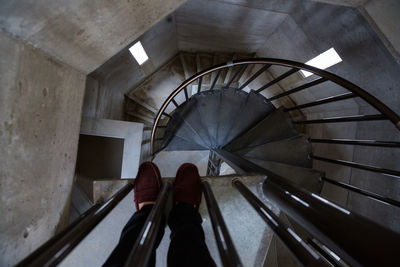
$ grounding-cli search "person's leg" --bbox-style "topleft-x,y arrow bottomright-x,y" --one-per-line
103,162 -> 165,267
103,205 -> 165,267
167,163 -> 216,267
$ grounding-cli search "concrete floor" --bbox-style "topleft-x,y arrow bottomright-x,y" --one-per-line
153,150 -> 210,177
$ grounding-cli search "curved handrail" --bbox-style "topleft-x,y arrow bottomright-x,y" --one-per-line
150,58 -> 400,155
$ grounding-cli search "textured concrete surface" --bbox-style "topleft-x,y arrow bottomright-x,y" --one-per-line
76,177 -> 128,204
0,31 -> 86,266
0,0 -> 186,73
127,55 -> 186,114
80,117 -> 143,178
310,0 -> 367,6
256,1 -> 400,114
153,150 -> 210,177
361,0 -> 400,64
60,176 -> 272,267
59,191 -> 136,267
175,0 -> 287,53
69,182 -> 93,223
87,17 -> 180,120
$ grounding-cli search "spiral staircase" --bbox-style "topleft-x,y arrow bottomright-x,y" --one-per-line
19,52 -> 400,267
126,53 -> 400,266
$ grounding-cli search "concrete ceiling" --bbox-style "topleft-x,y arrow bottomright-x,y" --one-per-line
0,0 -> 186,73
175,0 -> 288,53
89,0 -> 400,120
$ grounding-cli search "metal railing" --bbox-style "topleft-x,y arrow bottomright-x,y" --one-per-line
149,58 -> 400,196
17,183 -> 134,267
207,150 -> 222,176
150,58 -> 400,156
148,58 -> 400,265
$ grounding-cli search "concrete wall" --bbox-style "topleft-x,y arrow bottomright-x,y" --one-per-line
85,16 -> 179,120
0,31 -> 86,266
253,1 -> 400,231
81,0 -> 400,232
312,0 -> 400,64
360,0 -> 400,64
0,0 -> 186,73
311,0 -> 367,6
175,0 -> 287,53
80,117 -> 143,178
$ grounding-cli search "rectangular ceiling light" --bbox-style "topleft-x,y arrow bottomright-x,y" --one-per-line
300,48 -> 342,78
129,41 -> 149,65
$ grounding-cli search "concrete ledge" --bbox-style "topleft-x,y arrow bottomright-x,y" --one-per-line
80,117 -> 143,178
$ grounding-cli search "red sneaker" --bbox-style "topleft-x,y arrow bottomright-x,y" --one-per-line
134,162 -> 162,210
174,163 -> 203,209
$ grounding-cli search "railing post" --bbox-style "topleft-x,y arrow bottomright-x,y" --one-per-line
202,181 -> 243,267
124,182 -> 172,267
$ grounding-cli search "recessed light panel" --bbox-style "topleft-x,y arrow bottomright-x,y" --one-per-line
301,48 -> 342,78
129,41 -> 149,65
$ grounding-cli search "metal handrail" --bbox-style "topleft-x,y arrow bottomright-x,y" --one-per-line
124,182 -> 172,267
203,181 -> 243,267
232,179 -> 330,267
215,149 -> 400,267
150,58 -> 400,155
146,58 -> 400,265
17,183 -> 134,267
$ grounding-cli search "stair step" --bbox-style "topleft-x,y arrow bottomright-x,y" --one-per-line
216,89 -> 249,147
164,101 -> 210,149
164,135 -> 207,151
174,98 -> 213,147
246,159 -> 323,193
125,110 -> 153,124
126,94 -> 157,114
194,90 -> 222,148
222,90 -> 275,146
236,135 -> 312,168
225,108 -> 298,152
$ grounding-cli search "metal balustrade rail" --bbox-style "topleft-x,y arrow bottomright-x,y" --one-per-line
232,179 -> 330,267
203,181 -> 243,267
124,182 -> 172,267
150,58 -> 400,158
148,58 -> 400,265
17,183 -> 134,267
150,58 -> 400,198
216,149 -> 400,267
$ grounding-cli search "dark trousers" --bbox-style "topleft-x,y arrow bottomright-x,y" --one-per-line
103,203 -> 216,267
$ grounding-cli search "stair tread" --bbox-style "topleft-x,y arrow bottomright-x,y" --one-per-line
222,90 -> 275,147
216,88 -> 249,147
236,135 -> 312,168
164,135 -> 207,151
176,98 -> 213,147
163,100 -> 210,150
194,90 -> 222,148
225,108 -> 298,152
246,158 -> 323,193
